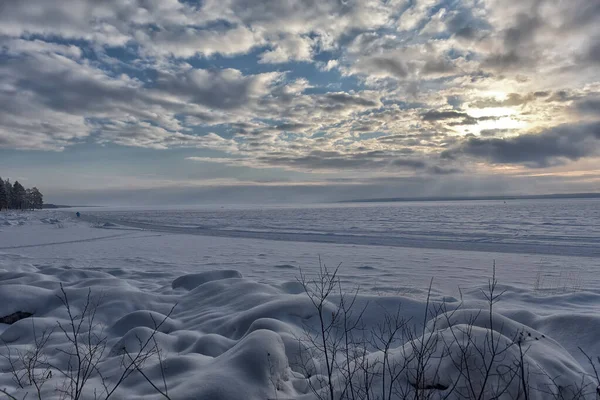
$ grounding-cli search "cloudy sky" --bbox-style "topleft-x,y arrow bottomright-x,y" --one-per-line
1,0 -> 599,204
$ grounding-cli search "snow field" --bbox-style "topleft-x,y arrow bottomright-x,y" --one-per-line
1,210 -> 600,399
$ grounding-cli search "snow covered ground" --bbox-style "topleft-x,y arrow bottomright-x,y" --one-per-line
1,204 -> 600,399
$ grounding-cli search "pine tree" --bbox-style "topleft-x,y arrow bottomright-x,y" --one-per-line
4,179 -> 13,209
0,177 -> 7,210
12,181 -> 26,210
24,188 -> 33,210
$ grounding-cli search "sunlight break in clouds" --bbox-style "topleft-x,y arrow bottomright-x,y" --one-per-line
0,0 -> 599,203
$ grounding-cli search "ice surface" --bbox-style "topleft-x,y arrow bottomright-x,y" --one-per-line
82,199 -> 600,257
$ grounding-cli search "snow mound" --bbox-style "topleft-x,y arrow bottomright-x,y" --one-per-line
110,310 -> 180,335
1,261 -> 599,399
171,269 -> 243,290
405,309 -> 596,399
0,284 -> 56,316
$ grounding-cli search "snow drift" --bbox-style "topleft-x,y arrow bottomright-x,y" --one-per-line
1,260 -> 599,399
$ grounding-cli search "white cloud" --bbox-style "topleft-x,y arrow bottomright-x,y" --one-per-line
0,38 -> 83,59
321,60 -> 339,71
136,25 -> 264,58
258,35 -> 314,64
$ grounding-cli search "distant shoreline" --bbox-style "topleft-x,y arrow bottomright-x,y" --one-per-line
42,204 -> 100,209
339,192 -> 600,203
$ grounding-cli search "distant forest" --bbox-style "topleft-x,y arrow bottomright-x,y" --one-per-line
0,177 -> 43,210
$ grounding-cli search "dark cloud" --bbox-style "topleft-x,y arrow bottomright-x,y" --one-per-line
447,116 -> 495,126
575,97 -> 600,115
392,158 -> 427,169
482,51 -> 526,70
546,90 -> 573,102
378,131 -> 447,141
447,95 -> 464,110
0,53 -> 139,115
273,123 -> 311,132
563,0 -> 600,29
444,7 -> 491,39
255,149 -> 438,172
428,165 -> 461,175
584,39 -> 600,64
422,59 -> 456,75
479,129 -> 511,137
153,68 -> 278,110
351,123 -> 375,132
421,110 -> 497,126
323,92 -> 379,108
361,56 -> 409,78
503,13 -> 541,49
482,9 -> 543,72
442,122 -> 600,167
422,110 -> 469,121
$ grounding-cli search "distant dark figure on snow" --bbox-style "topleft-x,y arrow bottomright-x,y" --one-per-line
76,212 -> 80,218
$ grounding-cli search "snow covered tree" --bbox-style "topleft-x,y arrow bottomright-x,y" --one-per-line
0,177 -> 7,210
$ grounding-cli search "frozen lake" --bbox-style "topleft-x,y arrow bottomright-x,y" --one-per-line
82,198 -> 600,257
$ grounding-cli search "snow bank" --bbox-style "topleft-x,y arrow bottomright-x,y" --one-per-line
1,260 -> 599,399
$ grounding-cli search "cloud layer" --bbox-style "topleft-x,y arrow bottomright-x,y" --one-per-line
1,0 -> 600,197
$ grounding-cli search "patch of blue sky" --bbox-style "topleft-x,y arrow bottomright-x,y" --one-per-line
99,44 -> 161,81
186,47 -> 272,73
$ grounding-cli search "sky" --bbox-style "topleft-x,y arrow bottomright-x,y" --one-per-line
0,0 -> 599,205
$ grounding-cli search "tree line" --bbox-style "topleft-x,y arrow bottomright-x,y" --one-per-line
0,177 -> 44,210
